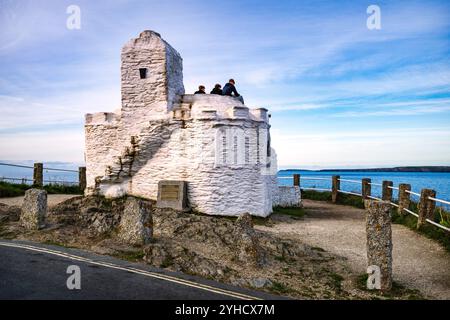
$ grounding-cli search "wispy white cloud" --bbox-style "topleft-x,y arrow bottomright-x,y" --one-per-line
272,127 -> 450,167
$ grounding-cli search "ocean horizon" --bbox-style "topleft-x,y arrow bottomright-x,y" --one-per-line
1,161 -> 449,205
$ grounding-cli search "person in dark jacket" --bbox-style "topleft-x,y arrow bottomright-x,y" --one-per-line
194,85 -> 206,94
210,84 -> 223,95
222,79 -> 244,103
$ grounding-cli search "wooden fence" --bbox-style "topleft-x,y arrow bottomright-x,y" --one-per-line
0,162 -> 86,191
283,174 -> 450,232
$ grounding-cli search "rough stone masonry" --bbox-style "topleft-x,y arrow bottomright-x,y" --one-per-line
84,30 -> 298,217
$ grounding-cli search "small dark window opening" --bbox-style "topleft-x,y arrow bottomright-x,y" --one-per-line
139,68 -> 147,79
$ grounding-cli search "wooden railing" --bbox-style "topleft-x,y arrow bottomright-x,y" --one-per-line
279,174 -> 450,232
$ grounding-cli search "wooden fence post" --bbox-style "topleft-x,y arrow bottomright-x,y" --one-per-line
79,167 -> 87,192
332,175 -> 340,203
33,163 -> 43,187
366,200 -> 393,292
397,184 -> 411,216
382,181 -> 393,202
293,174 -> 300,187
362,178 -> 371,200
417,188 -> 436,229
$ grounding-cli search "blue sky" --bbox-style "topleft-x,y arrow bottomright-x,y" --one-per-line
0,0 -> 449,169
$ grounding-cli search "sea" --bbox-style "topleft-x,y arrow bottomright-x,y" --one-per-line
1,161 -> 449,207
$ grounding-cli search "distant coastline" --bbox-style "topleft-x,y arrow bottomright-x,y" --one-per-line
279,166 -> 450,173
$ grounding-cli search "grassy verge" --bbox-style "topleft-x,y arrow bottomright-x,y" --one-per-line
356,274 -> 423,300
302,189 -> 450,252
272,206 -> 306,219
301,190 -> 365,209
0,181 -> 82,198
112,250 -> 145,262
391,210 -> 450,252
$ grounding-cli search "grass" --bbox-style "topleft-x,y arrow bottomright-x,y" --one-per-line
328,272 -> 344,293
302,189 -> 450,252
42,240 -> 77,249
0,181 -> 83,198
0,181 -> 29,197
301,190 -> 365,209
356,274 -> 423,299
112,250 -> 145,262
391,209 -> 450,252
273,206 -> 306,218
268,281 -> 291,294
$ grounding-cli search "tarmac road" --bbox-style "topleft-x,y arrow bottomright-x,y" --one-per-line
0,240 -> 281,300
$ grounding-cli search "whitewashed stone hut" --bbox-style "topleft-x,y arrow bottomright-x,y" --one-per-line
84,30 -> 298,217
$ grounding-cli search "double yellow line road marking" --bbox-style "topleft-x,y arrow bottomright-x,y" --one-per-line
0,241 -> 260,300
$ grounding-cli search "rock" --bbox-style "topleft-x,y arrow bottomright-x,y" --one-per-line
249,278 -> 272,289
144,243 -> 171,267
234,213 -> 266,267
77,196 -> 126,234
0,204 -> 21,223
20,188 -> 47,230
236,212 -> 254,230
117,197 -> 153,245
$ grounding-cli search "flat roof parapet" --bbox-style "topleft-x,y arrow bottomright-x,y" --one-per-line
85,112 -> 118,125
250,108 -> 269,122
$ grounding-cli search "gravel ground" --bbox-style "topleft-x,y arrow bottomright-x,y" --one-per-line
0,195 -> 80,208
256,199 -> 450,300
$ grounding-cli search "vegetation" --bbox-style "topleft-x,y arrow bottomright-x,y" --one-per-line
0,181 -> 82,198
356,274 -> 423,300
328,272 -> 344,293
269,281 -> 291,294
272,206 -> 306,218
112,250 -> 145,262
301,190 -> 365,208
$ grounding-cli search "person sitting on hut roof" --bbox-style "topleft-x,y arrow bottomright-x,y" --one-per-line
222,79 -> 244,103
194,85 -> 206,94
210,84 -> 223,95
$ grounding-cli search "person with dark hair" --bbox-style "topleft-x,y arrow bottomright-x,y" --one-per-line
222,79 -> 244,103
194,85 -> 206,94
210,84 -> 223,95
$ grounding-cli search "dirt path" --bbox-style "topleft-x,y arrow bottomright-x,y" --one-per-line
0,195 -> 80,208
256,200 -> 450,299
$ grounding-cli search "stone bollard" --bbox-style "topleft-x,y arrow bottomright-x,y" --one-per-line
33,163 -> 43,187
382,181 -> 393,202
332,175 -> 340,203
117,197 -> 153,246
20,188 -> 47,230
365,200 -> 392,292
234,213 -> 265,267
397,184 -> 411,216
417,189 -> 436,230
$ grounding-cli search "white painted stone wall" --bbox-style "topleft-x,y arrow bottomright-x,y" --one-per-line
84,30 -> 289,217
273,186 -> 302,208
